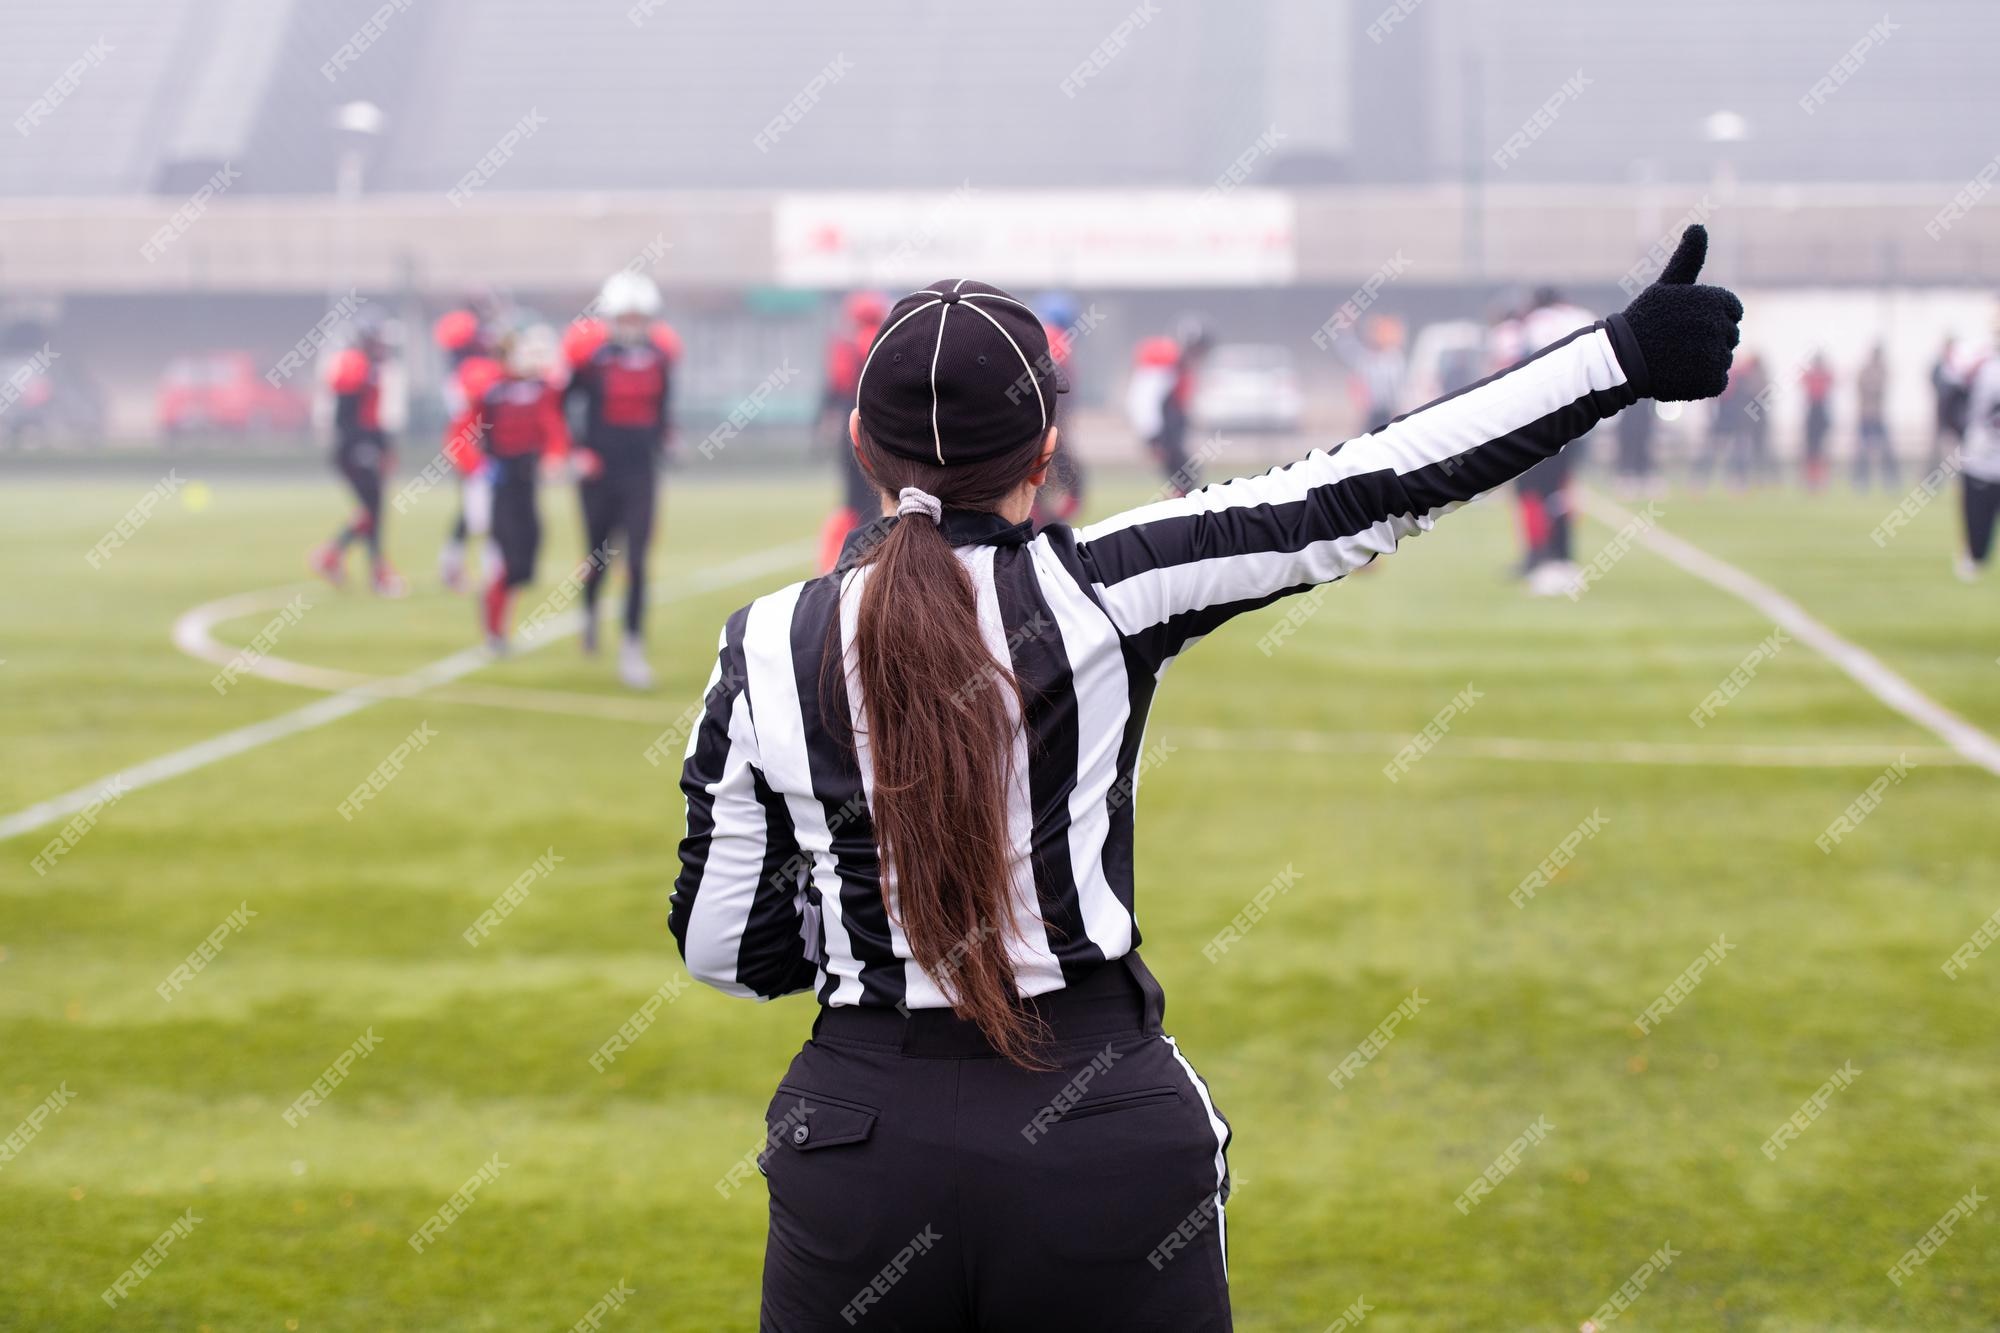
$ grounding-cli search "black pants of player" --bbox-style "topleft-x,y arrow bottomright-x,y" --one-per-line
579,467 -> 657,635
333,433 -> 387,559
490,464 -> 541,590
1965,476 -> 2000,566
1517,451 -> 1573,564
758,956 -> 1232,1333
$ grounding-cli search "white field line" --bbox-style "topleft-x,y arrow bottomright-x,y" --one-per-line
1177,727 -> 1967,770
1577,485 -> 2000,779
0,542 -> 809,845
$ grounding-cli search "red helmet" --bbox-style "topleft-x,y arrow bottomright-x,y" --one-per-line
433,308 -> 483,353
843,291 -> 889,330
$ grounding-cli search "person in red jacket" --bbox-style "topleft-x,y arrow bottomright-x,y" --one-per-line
562,272 -> 680,689
448,325 -> 571,652
816,291 -> 888,572
313,317 -> 406,596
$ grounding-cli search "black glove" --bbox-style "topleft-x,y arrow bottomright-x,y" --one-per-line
1618,225 -> 1743,402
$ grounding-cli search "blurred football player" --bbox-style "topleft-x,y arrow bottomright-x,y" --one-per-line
563,272 -> 680,689
1031,290 -> 1087,527
433,295 -> 500,591
313,314 -> 407,597
448,325 -> 572,652
817,291 -> 888,572
1494,287 -> 1596,596
1127,316 -> 1211,498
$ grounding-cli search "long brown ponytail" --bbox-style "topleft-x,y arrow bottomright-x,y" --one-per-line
845,426 -> 1053,1066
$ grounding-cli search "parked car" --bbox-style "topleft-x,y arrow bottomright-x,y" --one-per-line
1193,343 -> 1303,433
157,352 -> 311,437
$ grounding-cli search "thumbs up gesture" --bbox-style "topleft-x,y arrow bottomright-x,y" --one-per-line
1618,226 -> 1744,401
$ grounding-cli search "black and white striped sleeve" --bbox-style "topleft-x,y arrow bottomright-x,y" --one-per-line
1075,318 -> 1647,671
669,609 -> 820,1001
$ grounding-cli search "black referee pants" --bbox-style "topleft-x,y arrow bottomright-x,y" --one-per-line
758,956 -> 1232,1332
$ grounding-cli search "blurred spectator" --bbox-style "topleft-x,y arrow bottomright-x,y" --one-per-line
1801,351 -> 1834,491
1853,343 -> 1898,491
1699,353 -> 1770,490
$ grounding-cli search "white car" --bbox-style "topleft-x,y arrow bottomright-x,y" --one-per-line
1194,344 -> 1303,434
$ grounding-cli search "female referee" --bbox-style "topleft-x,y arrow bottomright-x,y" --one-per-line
671,229 -> 1742,1332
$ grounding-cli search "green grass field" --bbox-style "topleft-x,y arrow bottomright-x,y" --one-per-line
3,462 -> 1997,1331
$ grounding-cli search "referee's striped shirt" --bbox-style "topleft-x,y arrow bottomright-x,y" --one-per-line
671,316 -> 1648,1008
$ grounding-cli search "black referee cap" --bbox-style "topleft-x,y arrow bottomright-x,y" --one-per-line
856,279 -> 1066,466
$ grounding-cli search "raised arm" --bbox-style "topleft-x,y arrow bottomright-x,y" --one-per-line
1075,227 -> 1740,672
669,612 -> 819,1000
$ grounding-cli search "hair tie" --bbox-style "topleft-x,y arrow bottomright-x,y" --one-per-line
896,487 -> 943,524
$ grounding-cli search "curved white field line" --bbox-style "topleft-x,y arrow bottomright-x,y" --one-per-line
1577,486 -> 2000,779
1177,727 -> 1967,769
0,542 -> 811,845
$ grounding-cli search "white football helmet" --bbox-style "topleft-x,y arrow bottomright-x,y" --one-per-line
597,271 -> 662,322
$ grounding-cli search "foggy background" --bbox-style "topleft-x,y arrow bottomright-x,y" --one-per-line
1,0 -> 1990,461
